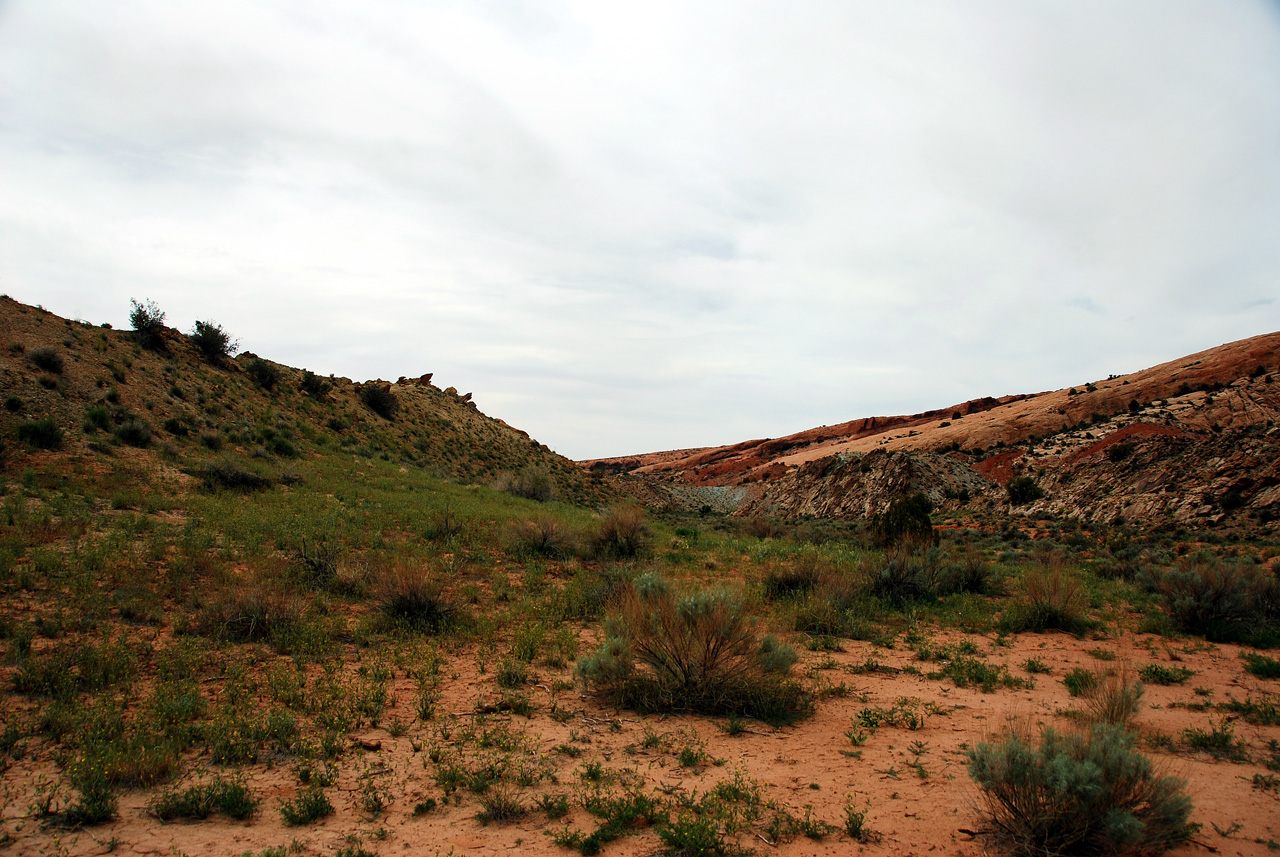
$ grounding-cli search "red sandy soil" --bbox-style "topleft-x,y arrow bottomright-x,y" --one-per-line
4,630 -> 1277,857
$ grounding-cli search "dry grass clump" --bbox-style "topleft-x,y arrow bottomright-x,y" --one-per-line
999,565 -> 1089,634
1082,669 -> 1145,728
495,465 -> 556,502
507,517 -> 577,559
577,573 -> 810,724
376,563 -> 456,632
194,585 -> 304,643
589,505 -> 650,559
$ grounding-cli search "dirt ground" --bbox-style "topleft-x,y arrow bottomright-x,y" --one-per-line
2,627 -> 1278,857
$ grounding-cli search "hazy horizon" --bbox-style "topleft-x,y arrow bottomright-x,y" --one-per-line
3,2 -> 1279,459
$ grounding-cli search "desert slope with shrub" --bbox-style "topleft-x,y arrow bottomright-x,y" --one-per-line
0,295 -> 609,505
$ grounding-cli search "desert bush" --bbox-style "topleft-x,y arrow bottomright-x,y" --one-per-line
377,564 -> 455,632
1150,555 -> 1266,641
968,723 -> 1194,857
113,417 -> 153,448
743,516 -> 787,540
870,493 -> 936,548
1063,667 -> 1099,698
280,786 -> 333,826
150,777 -> 257,821
162,416 -> 191,437
497,465 -> 556,502
939,553 -> 995,595
1138,664 -> 1194,685
129,298 -> 167,350
999,565 -> 1089,634
299,370 -> 331,398
189,320 -> 238,363
762,561 -> 823,602
508,517 -> 577,560
17,417 -> 63,449
1244,652 -> 1280,680
359,383 -> 398,419
589,505 -> 650,559
246,358 -> 281,390
291,537 -> 341,589
576,574 -> 810,724
200,457 -> 272,491
194,586 -> 304,644
29,347 -> 63,374
1006,475 -> 1045,506
870,549 -> 942,605
547,566 -> 633,622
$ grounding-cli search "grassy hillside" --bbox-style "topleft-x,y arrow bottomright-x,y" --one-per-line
0,295 -> 608,505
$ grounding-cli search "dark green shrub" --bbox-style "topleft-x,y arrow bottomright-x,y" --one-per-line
17,418 -> 63,450
279,786 -> 333,826
265,435 -> 297,457
162,417 -> 190,437
129,298 -> 167,350
1154,555 -> 1263,641
870,551 -> 941,605
1063,668 -> 1098,697
576,574 -> 810,724
870,493 -> 936,548
150,778 -> 257,821
299,370 -> 331,398
113,417 -> 153,448
1107,442 -> 1136,463
189,320 -> 238,362
29,347 -> 63,374
1244,652 -> 1280,680
1138,664 -> 1194,685
201,457 -> 271,491
4,396 -> 21,412
589,505 -> 650,559
83,406 -> 110,432
246,358 -> 281,390
968,724 -> 1194,857
359,383 -> 398,418
1006,475 -> 1045,506
762,562 -> 822,602
1182,718 -> 1246,760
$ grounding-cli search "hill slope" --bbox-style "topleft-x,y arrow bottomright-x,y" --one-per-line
586,332 -> 1280,529
0,296 -> 608,506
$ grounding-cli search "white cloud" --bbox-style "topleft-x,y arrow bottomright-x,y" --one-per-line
2,0 -> 1279,458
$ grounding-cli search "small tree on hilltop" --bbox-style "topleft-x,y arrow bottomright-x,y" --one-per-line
189,320 -> 239,363
360,384 -> 398,419
129,298 -> 167,350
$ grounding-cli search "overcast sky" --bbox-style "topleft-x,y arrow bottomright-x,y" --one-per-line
2,2 -> 1278,459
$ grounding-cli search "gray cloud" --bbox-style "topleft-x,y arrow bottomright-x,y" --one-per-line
2,1 -> 1279,458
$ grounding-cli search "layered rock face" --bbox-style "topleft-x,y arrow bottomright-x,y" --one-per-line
588,333 -> 1280,530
